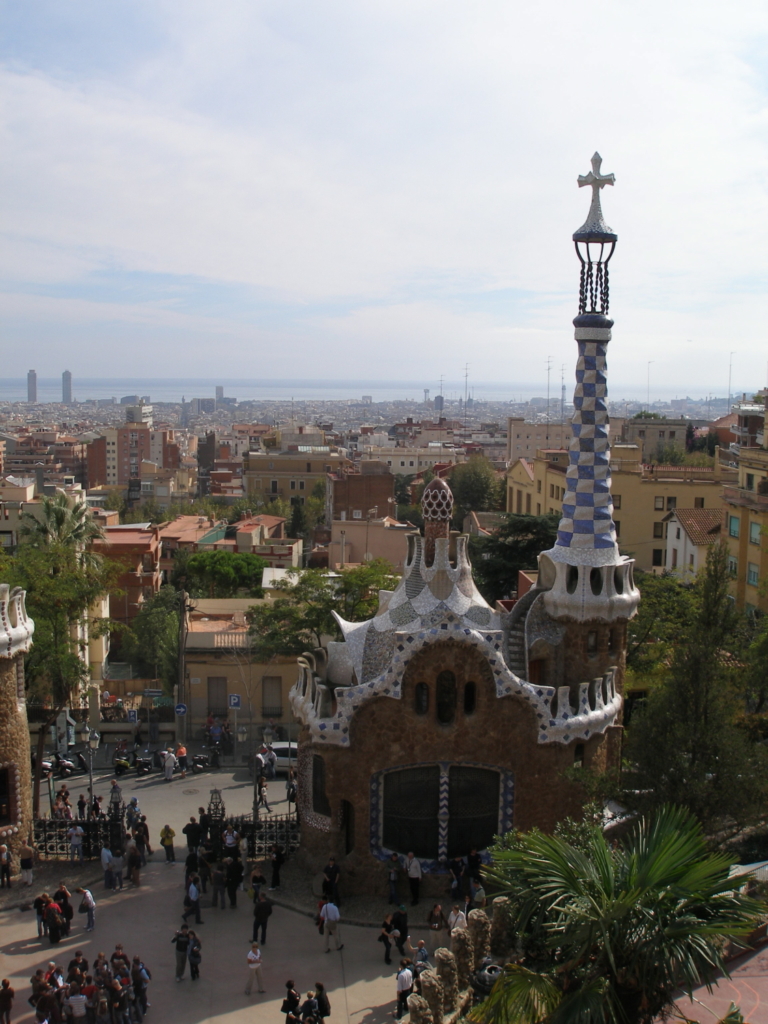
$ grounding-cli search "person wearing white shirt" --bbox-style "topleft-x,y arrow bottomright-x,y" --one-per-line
395,960 -> 414,1019
406,852 -> 422,905
319,900 -> 344,952
448,904 -> 467,950
182,875 -> 204,925
244,942 -> 265,995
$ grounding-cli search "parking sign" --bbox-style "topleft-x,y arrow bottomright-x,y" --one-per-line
127,710 -> 138,724
228,694 -> 242,709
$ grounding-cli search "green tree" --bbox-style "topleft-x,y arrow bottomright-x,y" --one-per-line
449,456 -> 503,525
625,570 -> 697,673
0,543 -> 120,814
472,806 -> 761,1024
396,504 -> 424,530
394,474 -> 414,505
184,551 -> 267,598
20,492 -> 105,548
468,513 -> 559,603
624,543 -> 767,833
288,502 -> 308,539
122,586 -> 181,689
248,560 -> 397,663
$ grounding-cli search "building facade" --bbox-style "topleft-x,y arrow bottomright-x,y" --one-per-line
723,406 -> 768,614
289,155 -> 640,893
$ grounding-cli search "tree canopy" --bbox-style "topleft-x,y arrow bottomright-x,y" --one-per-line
624,543 -> 768,833
122,586 -> 181,690
472,806 -> 761,1024
20,492 -> 105,548
449,456 -> 504,525
183,550 -> 267,598
469,513 -> 560,603
248,560 -> 397,662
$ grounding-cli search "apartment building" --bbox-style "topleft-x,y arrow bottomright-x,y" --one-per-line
663,508 -> 722,577
92,525 -> 162,626
507,444 -> 735,572
326,460 -> 395,523
507,417 -> 570,460
623,417 -> 687,462
87,425 -> 151,487
358,445 -> 466,473
243,450 -> 351,505
722,409 -> 768,614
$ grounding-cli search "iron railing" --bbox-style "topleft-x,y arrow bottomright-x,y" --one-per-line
208,812 -> 300,861
33,816 -> 126,860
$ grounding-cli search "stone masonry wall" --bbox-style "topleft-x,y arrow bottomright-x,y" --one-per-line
298,639 -> 611,893
0,655 -> 33,857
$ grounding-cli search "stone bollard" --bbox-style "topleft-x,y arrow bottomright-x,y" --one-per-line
490,896 -> 514,956
407,993 -> 434,1024
451,927 -> 474,990
435,948 -> 459,1015
420,969 -> 444,1024
468,908 -> 492,970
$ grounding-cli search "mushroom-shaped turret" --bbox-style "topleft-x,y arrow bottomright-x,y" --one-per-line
421,476 -> 453,565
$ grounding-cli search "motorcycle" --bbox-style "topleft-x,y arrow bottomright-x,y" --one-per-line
75,751 -> 90,773
31,752 -> 54,779
191,747 -> 220,774
134,753 -> 152,776
52,751 -> 77,778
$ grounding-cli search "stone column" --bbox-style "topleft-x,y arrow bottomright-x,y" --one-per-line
434,948 -> 459,1015
451,927 -> 474,989
0,586 -> 35,858
468,908 -> 491,970
419,970 -> 444,1024
407,993 -> 434,1024
490,896 -> 515,957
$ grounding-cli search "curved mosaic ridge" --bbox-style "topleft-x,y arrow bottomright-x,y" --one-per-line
0,584 -> 34,659
290,618 -> 621,747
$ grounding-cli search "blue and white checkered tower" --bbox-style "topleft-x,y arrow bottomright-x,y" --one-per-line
539,154 -> 640,622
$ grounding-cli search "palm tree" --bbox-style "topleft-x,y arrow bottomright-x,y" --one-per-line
471,807 -> 762,1024
21,492 -> 105,548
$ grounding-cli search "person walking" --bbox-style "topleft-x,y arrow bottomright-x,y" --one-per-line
159,825 -> 176,863
211,862 -> 226,909
379,913 -> 394,965
33,892 -> 50,937
76,887 -> 96,931
187,930 -> 202,980
394,960 -> 414,1020
0,846 -> 11,888
19,838 -> 35,886
225,857 -> 243,908
258,779 -> 271,813
269,844 -> 284,890
0,979 -> 14,1024
406,852 -> 422,906
127,845 -> 142,887
386,853 -> 400,904
322,857 -> 340,905
314,981 -> 331,1022
320,899 -> 343,952
244,942 -> 265,995
392,905 -> 408,957
252,891 -> 273,944
175,743 -> 188,779
182,875 -> 204,925
100,842 -> 113,889
110,849 -> 125,891
171,925 -> 190,981
426,903 -> 449,955
163,749 -> 177,781
131,957 -> 151,1015
182,816 -> 202,852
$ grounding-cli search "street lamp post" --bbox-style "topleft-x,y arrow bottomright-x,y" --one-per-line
78,724 -> 100,819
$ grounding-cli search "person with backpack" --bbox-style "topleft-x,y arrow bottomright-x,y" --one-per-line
75,887 -> 96,931
252,891 -> 273,944
314,981 -> 331,1022
187,930 -> 202,980
131,957 -> 151,1014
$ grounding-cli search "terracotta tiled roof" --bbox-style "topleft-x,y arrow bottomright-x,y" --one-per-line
671,508 -> 722,546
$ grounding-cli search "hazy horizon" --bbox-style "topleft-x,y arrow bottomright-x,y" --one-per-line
1,2 -> 767,393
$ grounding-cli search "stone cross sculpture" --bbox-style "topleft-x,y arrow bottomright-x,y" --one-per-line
575,152 -> 615,238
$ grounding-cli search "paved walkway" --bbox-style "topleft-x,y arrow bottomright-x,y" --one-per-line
1,855 -> 403,1024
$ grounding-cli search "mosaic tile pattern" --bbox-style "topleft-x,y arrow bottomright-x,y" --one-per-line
554,334 -> 619,559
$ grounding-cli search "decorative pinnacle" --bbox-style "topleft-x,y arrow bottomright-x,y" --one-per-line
573,152 -> 616,241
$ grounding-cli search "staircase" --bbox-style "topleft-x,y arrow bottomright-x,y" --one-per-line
505,590 -> 538,678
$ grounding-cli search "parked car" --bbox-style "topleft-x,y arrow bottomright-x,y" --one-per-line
269,741 -> 297,774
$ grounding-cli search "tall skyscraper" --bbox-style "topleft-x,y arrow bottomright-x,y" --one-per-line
215,385 -> 224,400
27,370 -> 37,404
62,370 -> 72,405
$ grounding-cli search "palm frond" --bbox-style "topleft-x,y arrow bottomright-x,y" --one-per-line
468,964 -> 561,1024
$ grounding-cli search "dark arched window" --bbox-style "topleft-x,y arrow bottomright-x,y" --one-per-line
436,670 -> 457,725
414,682 -> 429,716
463,681 -> 476,716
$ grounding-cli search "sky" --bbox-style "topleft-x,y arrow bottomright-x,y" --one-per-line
1,0 -> 767,399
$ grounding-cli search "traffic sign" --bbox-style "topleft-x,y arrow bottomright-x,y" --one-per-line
228,694 -> 242,709
127,710 -> 138,723
175,703 -> 187,716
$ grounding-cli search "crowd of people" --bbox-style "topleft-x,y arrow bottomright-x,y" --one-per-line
25,945 -> 152,1024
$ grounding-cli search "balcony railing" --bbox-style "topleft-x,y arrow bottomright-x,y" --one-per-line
723,486 -> 768,511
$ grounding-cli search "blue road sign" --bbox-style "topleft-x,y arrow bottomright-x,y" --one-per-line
228,694 -> 242,709
127,710 -> 138,723
175,703 -> 187,716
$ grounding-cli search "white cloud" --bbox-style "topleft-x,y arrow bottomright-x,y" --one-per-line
0,0 -> 767,387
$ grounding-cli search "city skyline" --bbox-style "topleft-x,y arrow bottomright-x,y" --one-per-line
1,2 -> 767,390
